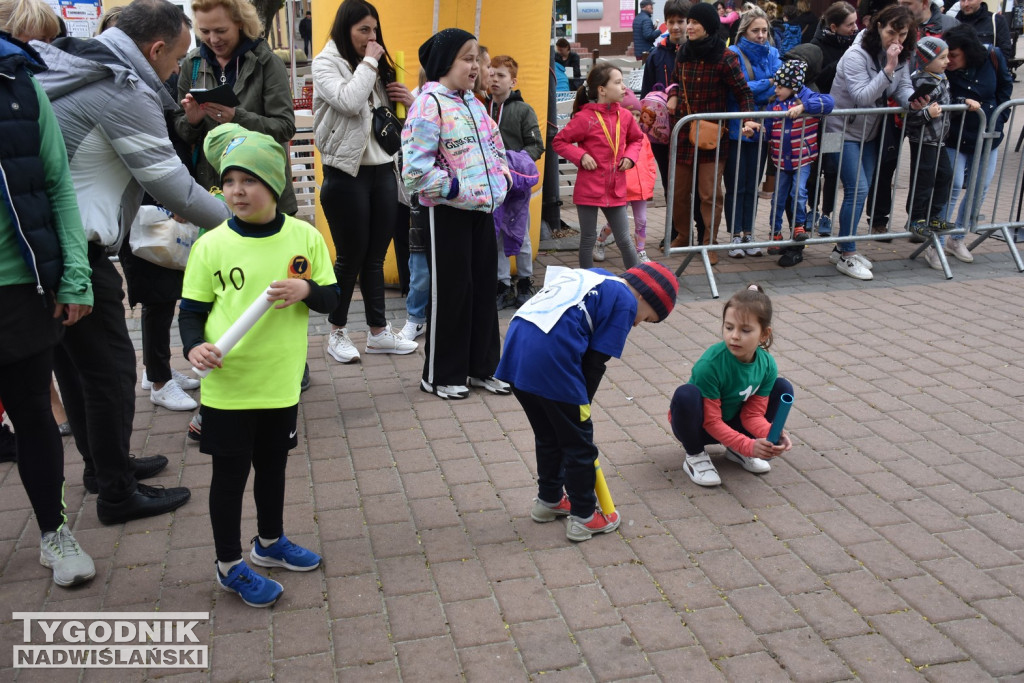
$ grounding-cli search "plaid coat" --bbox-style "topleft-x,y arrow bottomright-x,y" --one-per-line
671,50 -> 755,164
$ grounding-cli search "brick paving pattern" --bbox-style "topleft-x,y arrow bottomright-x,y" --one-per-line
3,99 -> 1024,682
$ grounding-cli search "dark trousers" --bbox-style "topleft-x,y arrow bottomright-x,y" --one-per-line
141,301 -> 176,384
322,163 -> 396,329
422,204 -> 500,387
513,387 -> 598,519
202,406 -> 294,562
906,142 -> 953,222
866,129 -> 902,228
669,378 -> 793,455
805,152 -> 839,218
0,345 -> 65,532
653,141 -> 705,242
393,203 -> 411,295
52,244 -> 137,501
724,140 -> 768,236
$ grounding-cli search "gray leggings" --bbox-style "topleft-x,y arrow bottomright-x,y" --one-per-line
577,205 -> 638,269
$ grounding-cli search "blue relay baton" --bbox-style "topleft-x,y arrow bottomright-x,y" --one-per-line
766,393 -> 794,445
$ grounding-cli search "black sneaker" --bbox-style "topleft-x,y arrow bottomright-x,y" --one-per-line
778,246 -> 804,267
514,278 -> 535,307
496,282 -> 515,310
300,363 -> 310,392
909,220 -> 930,237
0,424 -> 16,463
96,483 -> 191,525
84,454 -> 169,494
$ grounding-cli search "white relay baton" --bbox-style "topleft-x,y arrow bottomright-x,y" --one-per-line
192,286 -> 274,378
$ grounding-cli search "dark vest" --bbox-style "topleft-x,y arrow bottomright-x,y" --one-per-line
0,37 -> 61,292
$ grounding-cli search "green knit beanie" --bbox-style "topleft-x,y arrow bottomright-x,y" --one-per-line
203,123 -> 288,198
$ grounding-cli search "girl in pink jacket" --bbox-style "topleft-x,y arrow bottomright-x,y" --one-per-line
593,90 -> 658,263
552,63 -> 644,269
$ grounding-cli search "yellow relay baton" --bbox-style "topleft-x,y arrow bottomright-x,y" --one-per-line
594,458 -> 616,516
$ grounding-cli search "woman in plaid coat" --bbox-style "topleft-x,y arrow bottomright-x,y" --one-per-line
667,2 -> 759,265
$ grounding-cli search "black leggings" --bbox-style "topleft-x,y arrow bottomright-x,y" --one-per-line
0,347 -> 65,532
322,163 -> 397,329
141,301 -> 175,384
669,378 -> 794,455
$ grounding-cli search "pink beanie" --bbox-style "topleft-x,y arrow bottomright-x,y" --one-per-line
622,89 -> 642,113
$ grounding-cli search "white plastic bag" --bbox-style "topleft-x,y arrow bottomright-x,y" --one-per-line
128,206 -> 199,270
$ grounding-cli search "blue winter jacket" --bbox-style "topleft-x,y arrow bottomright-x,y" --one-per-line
726,38 -> 782,141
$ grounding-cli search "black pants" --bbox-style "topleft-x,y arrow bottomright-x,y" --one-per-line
513,387 -> 598,519
906,142 -> 953,223
652,141 -> 705,242
393,203 -> 411,295
422,204 -> 500,387
669,378 -> 793,455
0,285 -> 66,532
322,163 -> 396,329
805,152 -> 839,218
52,244 -> 137,501
867,128 -> 902,229
141,301 -> 176,384
201,405 -> 296,562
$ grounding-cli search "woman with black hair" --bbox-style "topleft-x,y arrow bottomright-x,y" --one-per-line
825,4 -> 925,280
313,0 -> 417,364
938,23 -> 1014,263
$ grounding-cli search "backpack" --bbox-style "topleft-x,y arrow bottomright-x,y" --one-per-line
639,84 -> 672,145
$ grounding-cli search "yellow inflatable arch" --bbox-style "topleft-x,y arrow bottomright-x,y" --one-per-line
312,0 -> 552,285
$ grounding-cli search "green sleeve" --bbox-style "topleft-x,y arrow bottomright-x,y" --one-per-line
35,78 -> 92,306
232,52 -> 296,145
173,55 -> 205,145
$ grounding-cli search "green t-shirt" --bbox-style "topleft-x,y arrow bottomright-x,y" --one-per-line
181,216 -> 335,409
688,341 -> 778,422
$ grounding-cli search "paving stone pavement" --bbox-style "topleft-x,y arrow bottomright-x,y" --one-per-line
4,96 -> 1024,680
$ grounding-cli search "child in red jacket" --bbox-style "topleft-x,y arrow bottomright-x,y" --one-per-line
593,90 -> 658,263
553,63 -> 644,269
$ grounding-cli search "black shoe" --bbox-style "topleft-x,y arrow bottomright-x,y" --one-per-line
514,278 -> 535,307
0,424 -> 16,463
96,483 -> 191,525
84,454 -> 169,494
300,363 -> 310,392
778,246 -> 804,268
496,282 -> 515,310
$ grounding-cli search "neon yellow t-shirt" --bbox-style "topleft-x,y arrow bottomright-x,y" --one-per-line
181,216 -> 336,410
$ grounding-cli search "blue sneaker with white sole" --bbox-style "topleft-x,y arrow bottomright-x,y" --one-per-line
216,560 -> 283,608
249,535 -> 321,571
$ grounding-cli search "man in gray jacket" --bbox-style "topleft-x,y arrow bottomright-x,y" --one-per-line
35,0 -> 231,525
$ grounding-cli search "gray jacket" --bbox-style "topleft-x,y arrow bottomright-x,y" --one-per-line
34,28 -> 229,248
825,33 -> 914,143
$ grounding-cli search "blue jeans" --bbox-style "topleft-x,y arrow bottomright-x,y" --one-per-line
723,139 -> 767,236
771,165 -> 811,234
941,147 -> 999,242
406,251 -> 429,324
837,139 -> 879,254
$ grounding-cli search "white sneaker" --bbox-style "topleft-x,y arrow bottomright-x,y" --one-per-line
683,451 -> 721,486
728,235 -> 745,258
742,234 -> 763,257
636,249 -> 650,263
141,368 -> 200,391
724,447 -> 771,474
836,254 -> 874,280
593,243 -> 606,262
923,245 -> 943,270
327,328 -> 360,363
468,375 -> 511,395
366,322 -> 418,355
420,378 -> 469,400
150,380 -> 198,411
829,248 -> 873,270
945,238 -> 974,263
40,526 -> 96,587
400,320 -> 426,340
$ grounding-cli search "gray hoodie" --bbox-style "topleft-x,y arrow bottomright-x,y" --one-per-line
34,28 -> 229,249
825,32 -> 914,143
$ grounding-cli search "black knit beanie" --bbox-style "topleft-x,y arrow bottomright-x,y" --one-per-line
688,2 -> 721,38
419,28 -> 476,82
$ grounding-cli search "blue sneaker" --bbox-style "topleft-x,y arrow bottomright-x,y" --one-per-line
216,561 -> 283,608
249,535 -> 321,571
816,214 -> 832,237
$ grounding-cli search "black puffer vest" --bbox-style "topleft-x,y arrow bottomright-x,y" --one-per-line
0,34 -> 61,292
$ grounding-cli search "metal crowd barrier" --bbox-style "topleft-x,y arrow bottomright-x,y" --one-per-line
660,104 -> 1019,297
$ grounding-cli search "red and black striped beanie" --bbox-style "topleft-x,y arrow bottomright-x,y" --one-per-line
622,262 -> 678,322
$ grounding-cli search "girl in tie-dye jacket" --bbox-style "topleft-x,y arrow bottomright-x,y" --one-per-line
400,49 -> 511,400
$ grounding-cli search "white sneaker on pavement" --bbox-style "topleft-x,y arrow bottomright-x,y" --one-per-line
636,249 -> 650,263
923,245 -> 943,270
829,247 -> 873,270
142,368 -> 200,391
468,376 -> 511,395
400,320 -> 425,340
593,243 -> 606,262
728,235 -> 744,258
835,254 -> 873,280
420,379 -> 469,400
724,447 -> 771,473
365,322 -> 418,354
327,328 -> 360,363
150,380 -> 198,411
40,526 -> 96,587
945,238 -> 974,263
683,451 -> 721,486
